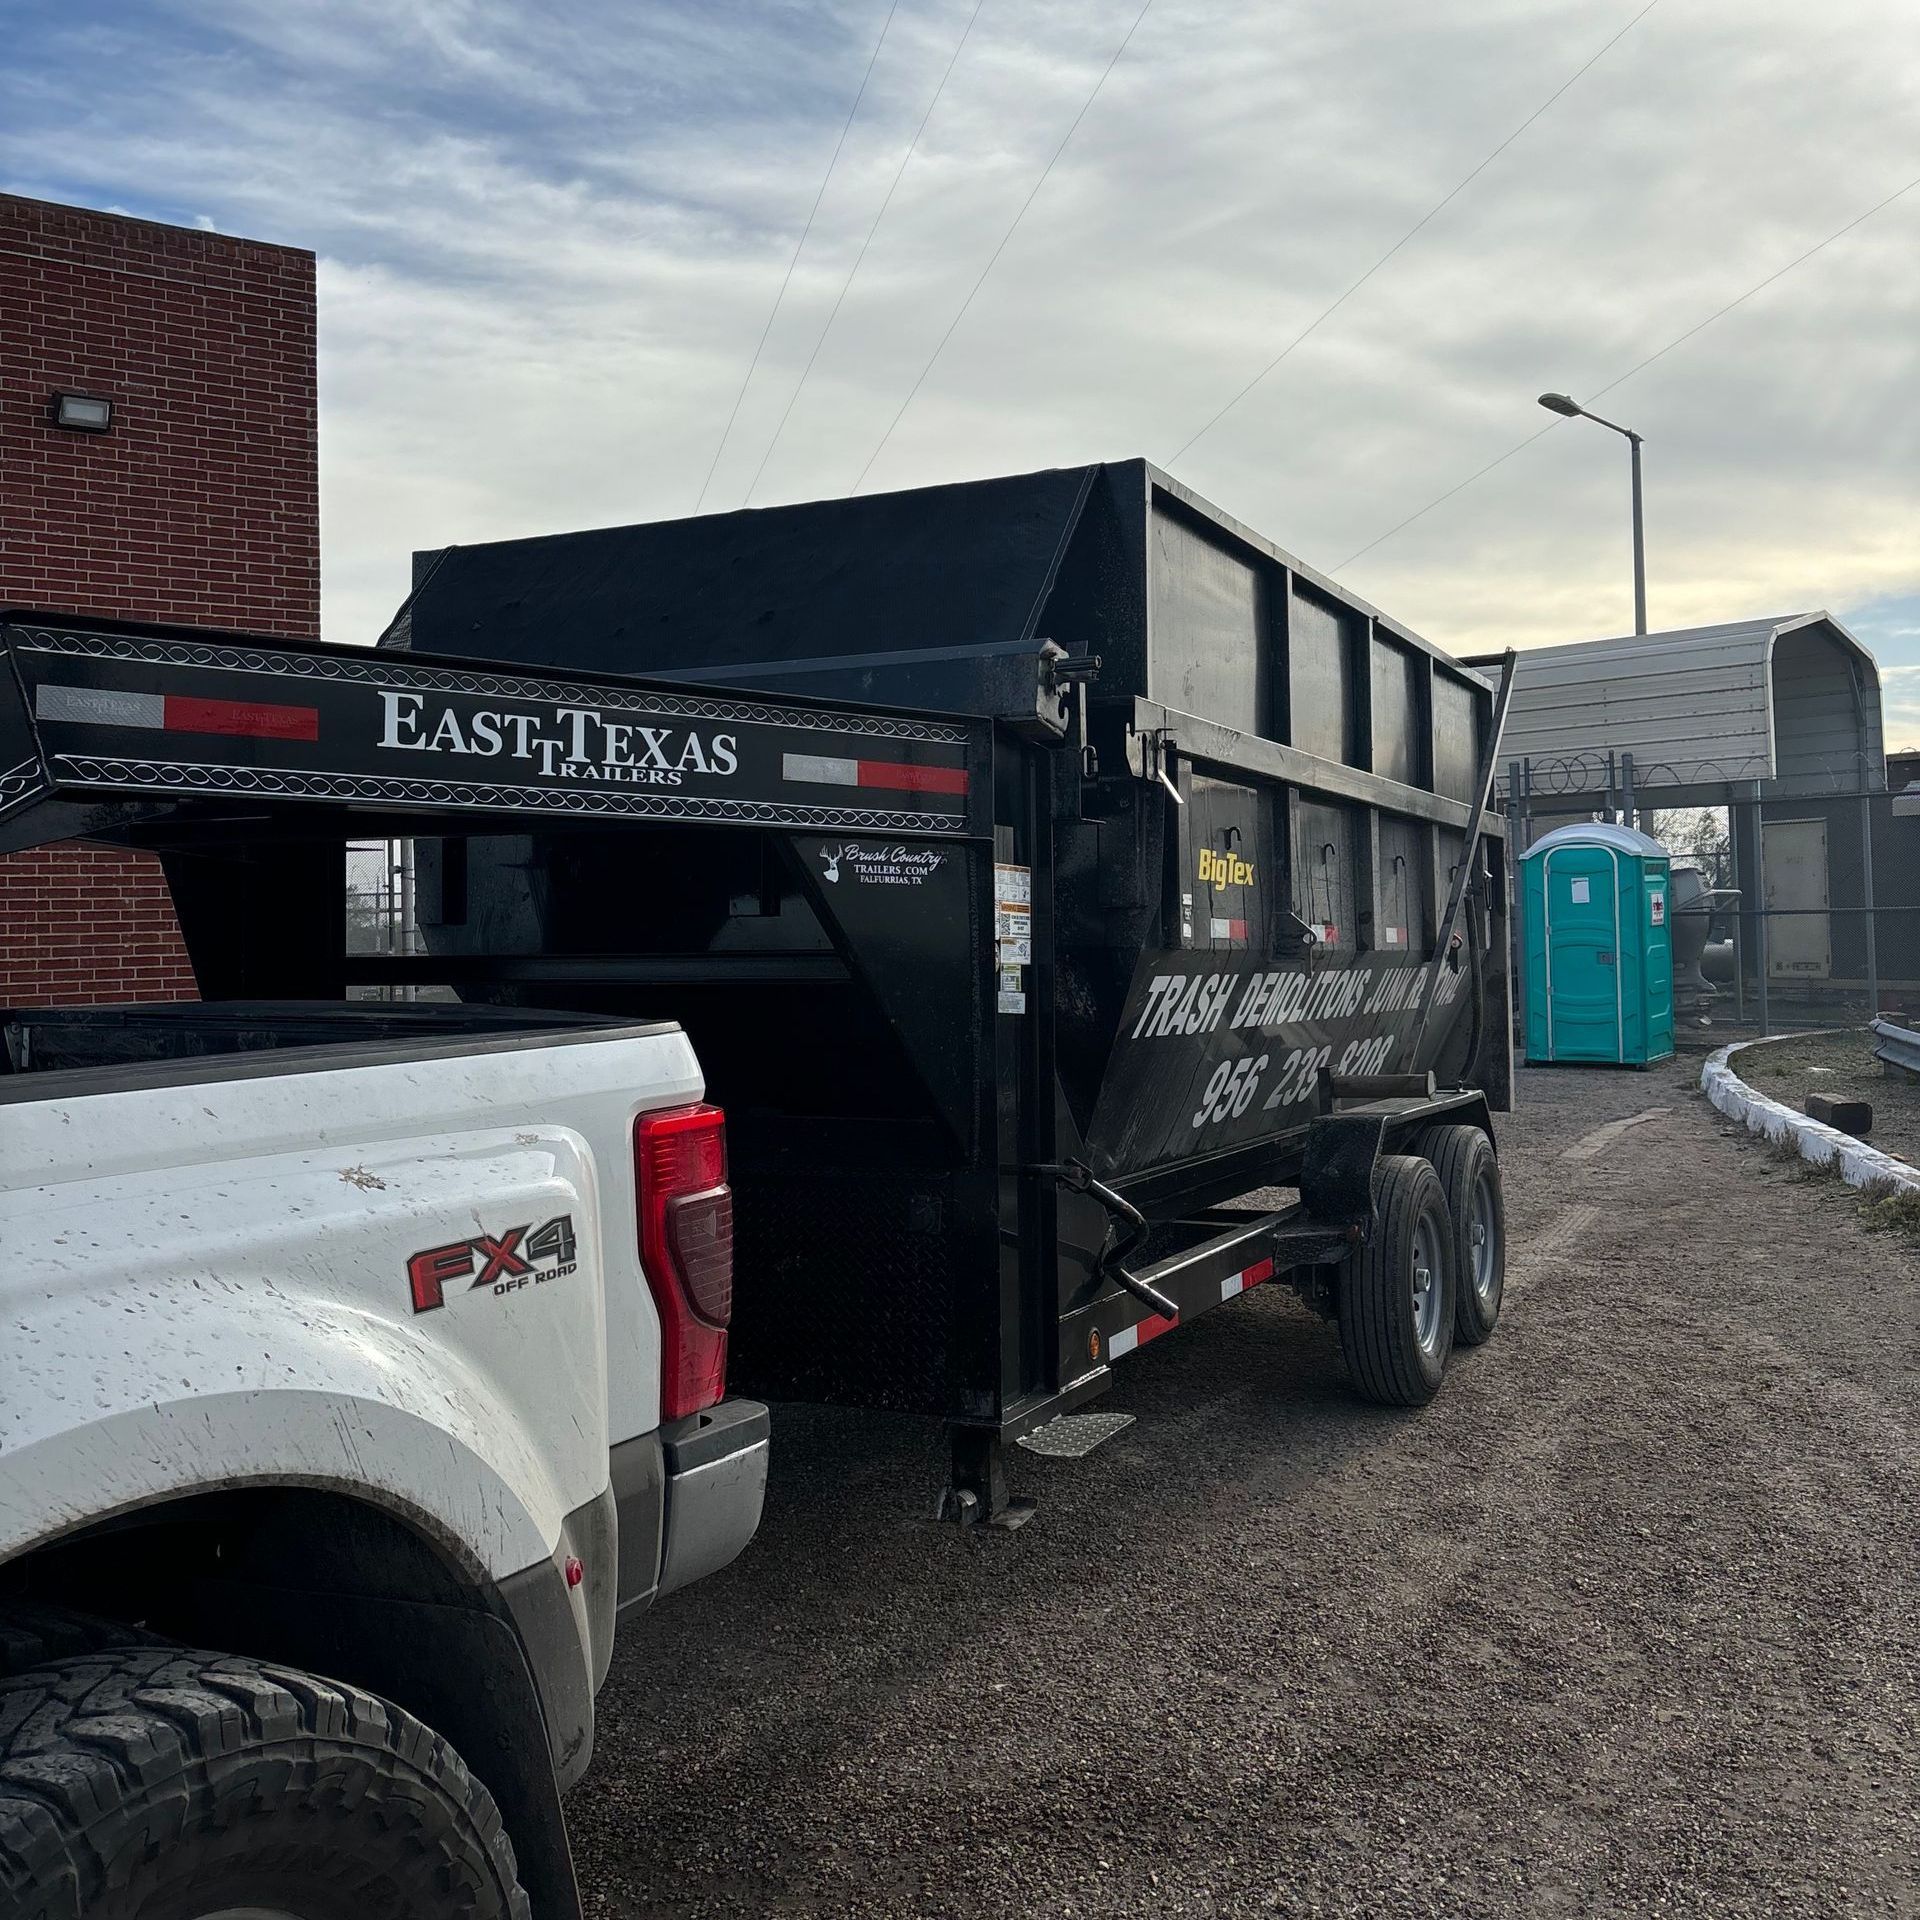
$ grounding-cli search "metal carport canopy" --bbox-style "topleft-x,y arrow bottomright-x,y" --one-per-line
1489,612 -> 1884,805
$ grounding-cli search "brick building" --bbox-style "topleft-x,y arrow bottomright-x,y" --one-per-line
0,193 -> 318,1004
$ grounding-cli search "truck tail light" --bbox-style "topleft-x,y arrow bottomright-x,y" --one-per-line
635,1102 -> 734,1421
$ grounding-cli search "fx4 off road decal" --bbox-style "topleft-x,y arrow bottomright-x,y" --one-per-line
408,1214 -> 578,1313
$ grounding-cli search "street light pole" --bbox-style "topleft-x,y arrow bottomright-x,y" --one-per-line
1627,428 -> 1646,637
1538,392 -> 1647,635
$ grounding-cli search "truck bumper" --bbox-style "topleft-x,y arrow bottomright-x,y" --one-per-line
657,1398 -> 770,1597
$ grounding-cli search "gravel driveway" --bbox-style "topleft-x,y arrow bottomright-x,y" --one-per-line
570,1063 -> 1918,1919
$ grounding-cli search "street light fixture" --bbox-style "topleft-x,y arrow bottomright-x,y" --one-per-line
1537,391 -> 1646,636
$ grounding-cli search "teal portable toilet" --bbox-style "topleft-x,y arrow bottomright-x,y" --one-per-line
1521,823 -> 1674,1067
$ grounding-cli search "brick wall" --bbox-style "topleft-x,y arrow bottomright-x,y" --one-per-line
0,843 -> 197,1006
0,193 -> 319,1006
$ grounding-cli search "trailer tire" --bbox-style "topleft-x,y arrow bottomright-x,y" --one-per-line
0,1641 -> 529,1920
1411,1123 -> 1504,1346
1339,1154 -> 1455,1406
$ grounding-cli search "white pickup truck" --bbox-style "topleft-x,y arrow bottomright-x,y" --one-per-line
0,999 -> 769,1920
0,605 -> 1008,1919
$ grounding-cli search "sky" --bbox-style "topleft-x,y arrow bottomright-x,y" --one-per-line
5,0 -> 1918,738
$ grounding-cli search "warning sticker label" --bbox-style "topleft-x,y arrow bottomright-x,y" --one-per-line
994,864 -> 1031,1014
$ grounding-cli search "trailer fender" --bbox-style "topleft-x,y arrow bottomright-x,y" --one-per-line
1301,1093 -> 1496,1224
1300,1113 -> 1390,1223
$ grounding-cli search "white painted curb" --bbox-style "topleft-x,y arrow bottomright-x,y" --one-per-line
1701,1038 -> 1920,1195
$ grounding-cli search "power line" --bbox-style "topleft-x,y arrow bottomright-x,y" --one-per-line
1332,170 -> 1920,572
743,0 -> 989,507
1166,0 -> 1663,468
693,1 -> 900,514
848,0 -> 1154,496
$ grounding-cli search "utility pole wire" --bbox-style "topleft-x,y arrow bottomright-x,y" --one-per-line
1332,170 -> 1920,572
1166,0 -> 1664,468
744,0 -> 989,507
848,0 -> 1154,496
693,1 -> 900,514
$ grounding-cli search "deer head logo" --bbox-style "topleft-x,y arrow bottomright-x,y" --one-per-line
820,845 -> 844,883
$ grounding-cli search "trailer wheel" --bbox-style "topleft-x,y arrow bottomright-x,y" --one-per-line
1411,1123 -> 1504,1346
1339,1154 -> 1455,1406
0,1640 -> 529,1920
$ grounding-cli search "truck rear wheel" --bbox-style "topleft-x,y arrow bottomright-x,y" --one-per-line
1411,1123 -> 1504,1346
0,1642 -> 529,1920
1339,1153 -> 1455,1406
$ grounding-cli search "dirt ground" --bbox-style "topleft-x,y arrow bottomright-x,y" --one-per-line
1733,1028 -> 1920,1170
569,1064 -> 1918,1919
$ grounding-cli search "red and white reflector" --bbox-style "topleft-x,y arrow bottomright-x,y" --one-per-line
1107,1310 -> 1177,1359
36,682 -> 318,742
1220,1256 -> 1275,1302
1108,1256 -> 1277,1360
782,750 -> 967,797
1208,916 -> 1249,942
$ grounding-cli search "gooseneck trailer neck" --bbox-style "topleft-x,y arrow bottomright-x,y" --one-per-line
2,463 -> 1516,1521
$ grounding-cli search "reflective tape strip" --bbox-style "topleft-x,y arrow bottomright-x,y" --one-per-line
165,694 -> 318,740
1209,916 -> 1249,941
36,684 -> 164,729
34,684 -> 318,741
783,751 -> 861,787
1220,1255 -> 1276,1302
1109,1310 -> 1177,1359
859,758 -> 967,795
784,750 -> 967,796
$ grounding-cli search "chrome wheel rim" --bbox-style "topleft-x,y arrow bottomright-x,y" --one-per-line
1411,1212 -> 1444,1355
1469,1168 -> 1500,1306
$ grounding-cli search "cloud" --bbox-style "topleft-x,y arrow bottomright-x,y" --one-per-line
2,0 -> 1916,690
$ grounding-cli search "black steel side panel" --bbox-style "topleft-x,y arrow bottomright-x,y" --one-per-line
729,1168 -> 986,1416
1089,947 -> 1477,1180
401,467 -> 1097,678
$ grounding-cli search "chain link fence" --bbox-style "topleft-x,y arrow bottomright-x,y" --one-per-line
1500,751 -> 1917,1037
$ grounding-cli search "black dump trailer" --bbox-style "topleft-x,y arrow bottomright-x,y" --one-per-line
0,460 -> 1513,1521
392,459 -> 1516,1518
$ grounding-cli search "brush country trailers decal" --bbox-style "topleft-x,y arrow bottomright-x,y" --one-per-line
1088,949 -> 1475,1175
4,628 -> 975,832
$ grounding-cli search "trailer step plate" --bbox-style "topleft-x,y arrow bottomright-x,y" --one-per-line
1016,1412 -> 1136,1459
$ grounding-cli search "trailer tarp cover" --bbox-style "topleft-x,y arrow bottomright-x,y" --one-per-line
402,466 -> 1095,674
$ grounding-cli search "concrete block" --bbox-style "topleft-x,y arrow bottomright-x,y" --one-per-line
1804,1092 -> 1871,1135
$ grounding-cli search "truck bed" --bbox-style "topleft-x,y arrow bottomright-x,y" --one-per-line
0,999 -> 624,1089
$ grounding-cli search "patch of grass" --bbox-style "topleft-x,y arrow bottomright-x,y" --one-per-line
1861,1180 -> 1920,1240
1760,1134 -> 1840,1184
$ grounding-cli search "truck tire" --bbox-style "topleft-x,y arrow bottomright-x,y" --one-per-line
1339,1153 -> 1455,1406
0,1642 -> 530,1920
1410,1123 -> 1504,1346
0,1603 -> 164,1677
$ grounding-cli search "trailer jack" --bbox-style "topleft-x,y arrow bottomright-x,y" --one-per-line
941,1430 -> 1036,1531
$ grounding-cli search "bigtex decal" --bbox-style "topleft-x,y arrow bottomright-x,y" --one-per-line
408,1214 -> 578,1312
379,692 -> 737,788
1197,847 -> 1255,888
